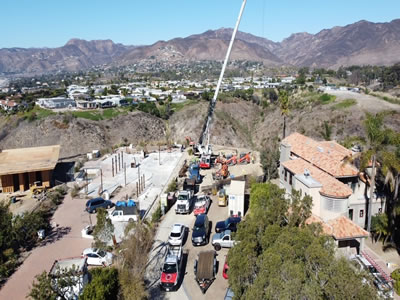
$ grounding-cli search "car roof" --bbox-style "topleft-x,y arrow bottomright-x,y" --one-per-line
195,214 -> 207,225
171,223 -> 184,233
83,247 -> 98,254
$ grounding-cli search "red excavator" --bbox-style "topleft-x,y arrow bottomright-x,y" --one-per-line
212,163 -> 229,180
238,152 -> 251,164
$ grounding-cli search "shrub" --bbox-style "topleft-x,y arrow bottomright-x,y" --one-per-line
166,180 -> 177,193
392,269 -> 400,295
187,148 -> 193,156
151,204 -> 162,224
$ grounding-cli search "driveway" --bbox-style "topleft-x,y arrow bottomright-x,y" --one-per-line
146,171 -> 230,300
0,194 -> 93,300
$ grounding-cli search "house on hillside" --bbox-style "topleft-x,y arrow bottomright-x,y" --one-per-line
279,133 -> 385,253
36,97 -> 76,109
0,99 -> 18,112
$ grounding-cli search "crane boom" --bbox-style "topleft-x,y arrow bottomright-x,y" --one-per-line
200,0 -> 247,146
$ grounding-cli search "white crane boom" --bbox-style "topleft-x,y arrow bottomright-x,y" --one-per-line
200,0 -> 247,146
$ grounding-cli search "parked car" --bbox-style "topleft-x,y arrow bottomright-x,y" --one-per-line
224,287 -> 234,300
193,194 -> 211,216
222,256 -> 229,279
212,230 -> 236,250
85,197 -> 113,213
168,223 -> 186,246
82,248 -> 113,266
192,214 -> 210,246
218,189 -> 227,206
215,217 -> 241,233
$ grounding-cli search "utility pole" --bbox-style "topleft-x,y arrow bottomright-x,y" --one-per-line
124,163 -> 126,187
100,168 -> 103,194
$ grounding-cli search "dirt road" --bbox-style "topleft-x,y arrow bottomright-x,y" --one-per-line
328,90 -> 400,113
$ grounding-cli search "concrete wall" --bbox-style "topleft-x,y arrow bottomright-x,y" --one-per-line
293,178 -> 321,216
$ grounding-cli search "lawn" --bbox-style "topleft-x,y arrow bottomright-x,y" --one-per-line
333,99 -> 357,110
21,106 -> 55,121
71,108 -> 127,121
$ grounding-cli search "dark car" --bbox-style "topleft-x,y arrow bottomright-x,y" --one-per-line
215,217 -> 241,233
86,197 -> 113,213
192,214 -> 210,246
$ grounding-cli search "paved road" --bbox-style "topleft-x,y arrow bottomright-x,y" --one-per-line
146,171 -> 230,300
0,194 -> 93,300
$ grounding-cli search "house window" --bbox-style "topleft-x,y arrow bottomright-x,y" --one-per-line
349,209 -> 354,220
359,210 -> 364,218
284,169 -> 287,182
289,173 -> 293,185
378,208 -> 382,214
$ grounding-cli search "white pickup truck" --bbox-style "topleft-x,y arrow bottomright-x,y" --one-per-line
211,230 -> 236,251
108,206 -> 138,223
175,190 -> 194,214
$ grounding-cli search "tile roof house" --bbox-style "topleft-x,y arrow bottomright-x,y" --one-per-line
280,133 -> 385,254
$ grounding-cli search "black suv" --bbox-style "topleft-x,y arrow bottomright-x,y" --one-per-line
85,197 -> 113,213
192,214 -> 210,246
215,217 -> 241,233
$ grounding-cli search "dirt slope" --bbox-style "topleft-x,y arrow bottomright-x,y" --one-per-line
0,111 -> 165,158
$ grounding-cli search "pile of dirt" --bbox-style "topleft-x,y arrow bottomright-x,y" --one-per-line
0,111 -> 166,158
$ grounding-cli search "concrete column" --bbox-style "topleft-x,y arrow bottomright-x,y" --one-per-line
360,238 -> 365,253
18,173 -> 25,192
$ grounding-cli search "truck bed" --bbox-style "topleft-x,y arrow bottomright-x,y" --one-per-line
196,251 -> 215,280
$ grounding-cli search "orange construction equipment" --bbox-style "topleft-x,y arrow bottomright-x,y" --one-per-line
225,155 -> 237,166
238,152 -> 251,164
212,163 -> 230,180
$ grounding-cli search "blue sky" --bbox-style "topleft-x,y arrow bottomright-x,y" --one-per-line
1,0 -> 399,48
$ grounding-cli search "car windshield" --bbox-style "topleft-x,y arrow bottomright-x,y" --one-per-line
170,232 -> 181,238
224,219 -> 230,227
194,224 -> 204,231
97,250 -> 106,257
177,195 -> 187,200
163,263 -> 177,274
195,201 -> 204,208
219,191 -> 225,197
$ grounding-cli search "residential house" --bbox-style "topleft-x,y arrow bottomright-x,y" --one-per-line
36,97 -> 76,109
279,133 -> 384,253
0,99 -> 18,112
76,100 -> 96,110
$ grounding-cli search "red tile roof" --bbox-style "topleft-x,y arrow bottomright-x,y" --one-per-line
282,158 -> 352,198
306,215 -> 369,239
282,133 -> 358,177
328,216 -> 369,239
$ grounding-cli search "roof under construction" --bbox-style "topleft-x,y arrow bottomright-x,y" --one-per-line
0,145 -> 60,176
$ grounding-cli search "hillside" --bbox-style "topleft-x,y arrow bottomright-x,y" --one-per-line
0,93 -> 398,159
0,111 -> 165,158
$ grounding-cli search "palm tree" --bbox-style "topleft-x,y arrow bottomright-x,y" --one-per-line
278,89 -> 290,139
382,150 -> 400,240
363,112 -> 385,232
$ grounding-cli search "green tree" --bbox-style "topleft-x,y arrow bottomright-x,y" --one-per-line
28,266 -> 82,300
81,267 -> 119,300
117,221 -> 154,300
278,89 -> 290,139
320,120 -> 333,141
260,141 -> 280,181
228,183 -> 378,300
93,208 -> 114,250
0,203 -> 15,279
363,112 -> 386,232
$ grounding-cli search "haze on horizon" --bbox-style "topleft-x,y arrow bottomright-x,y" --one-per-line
1,0 -> 400,48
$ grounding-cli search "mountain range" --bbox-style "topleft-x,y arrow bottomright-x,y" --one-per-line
1,19 -> 400,75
